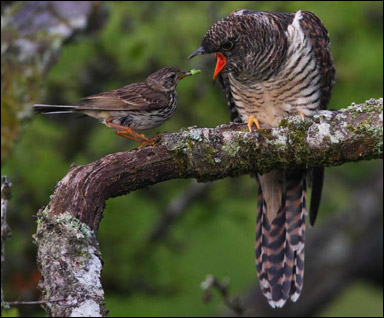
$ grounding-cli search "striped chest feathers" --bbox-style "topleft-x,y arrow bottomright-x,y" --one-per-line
228,12 -> 322,127
98,92 -> 178,131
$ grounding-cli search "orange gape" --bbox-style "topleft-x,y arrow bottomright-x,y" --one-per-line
213,53 -> 226,80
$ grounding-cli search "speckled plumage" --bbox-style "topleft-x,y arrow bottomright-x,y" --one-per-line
190,9 -> 335,308
34,67 -> 188,131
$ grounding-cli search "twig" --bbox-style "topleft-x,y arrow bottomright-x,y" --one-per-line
1,176 -> 12,309
201,275 -> 245,316
6,298 -> 68,306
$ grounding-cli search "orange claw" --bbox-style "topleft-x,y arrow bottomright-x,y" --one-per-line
137,140 -> 156,149
300,112 -> 305,121
116,130 -> 156,148
247,115 -> 260,131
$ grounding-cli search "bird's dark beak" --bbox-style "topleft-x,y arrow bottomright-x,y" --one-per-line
188,46 -> 206,59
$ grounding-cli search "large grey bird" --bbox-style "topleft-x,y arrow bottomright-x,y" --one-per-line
34,67 -> 193,147
189,9 -> 335,308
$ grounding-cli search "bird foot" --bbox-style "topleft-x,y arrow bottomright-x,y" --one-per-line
247,115 -> 260,131
299,112 -> 305,121
137,133 -> 165,149
150,132 -> 165,143
137,139 -> 156,149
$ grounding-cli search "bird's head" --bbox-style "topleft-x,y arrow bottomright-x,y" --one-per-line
189,10 -> 287,82
146,67 -> 192,92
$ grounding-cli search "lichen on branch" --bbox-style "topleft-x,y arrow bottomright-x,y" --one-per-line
35,207 -> 107,317
47,98 -> 383,231
36,98 -> 382,317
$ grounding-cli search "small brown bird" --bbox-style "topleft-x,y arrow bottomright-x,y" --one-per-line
34,67 -> 193,147
190,9 -> 335,308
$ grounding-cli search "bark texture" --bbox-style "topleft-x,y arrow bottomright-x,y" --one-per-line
49,98 -> 382,231
36,98 -> 383,317
35,208 -> 107,317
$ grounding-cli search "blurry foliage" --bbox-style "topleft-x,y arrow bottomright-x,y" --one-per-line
1,1 -> 383,317
1,1 -> 101,165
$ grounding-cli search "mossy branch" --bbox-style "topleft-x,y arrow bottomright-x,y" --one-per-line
48,98 -> 383,231
36,98 -> 382,317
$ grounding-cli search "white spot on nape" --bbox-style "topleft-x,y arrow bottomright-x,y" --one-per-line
287,10 -> 305,45
295,10 -> 303,21
291,292 -> 301,302
231,9 -> 247,16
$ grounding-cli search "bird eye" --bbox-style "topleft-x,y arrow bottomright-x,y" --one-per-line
222,41 -> 234,51
169,74 -> 176,79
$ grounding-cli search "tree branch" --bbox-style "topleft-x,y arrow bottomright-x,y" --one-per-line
36,98 -> 382,317
49,98 -> 382,232
35,207 -> 107,317
201,275 -> 245,316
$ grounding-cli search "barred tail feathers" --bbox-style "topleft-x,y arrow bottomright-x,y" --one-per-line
255,171 -> 307,308
287,175 -> 306,302
255,187 -> 272,300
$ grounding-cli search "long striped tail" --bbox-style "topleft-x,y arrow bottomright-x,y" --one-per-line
33,104 -> 81,114
255,170 -> 306,308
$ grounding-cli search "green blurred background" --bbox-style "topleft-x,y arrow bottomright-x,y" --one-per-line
1,1 -> 383,317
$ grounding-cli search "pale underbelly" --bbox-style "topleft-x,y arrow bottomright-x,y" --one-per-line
233,89 -> 319,127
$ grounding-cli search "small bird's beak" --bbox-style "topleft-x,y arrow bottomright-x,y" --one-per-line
188,46 -> 206,59
213,52 -> 226,81
178,71 -> 192,80
189,47 -> 226,81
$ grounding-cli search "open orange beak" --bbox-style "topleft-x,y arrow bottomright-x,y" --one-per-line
213,52 -> 226,80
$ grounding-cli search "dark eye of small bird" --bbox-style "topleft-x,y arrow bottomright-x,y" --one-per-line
169,74 -> 176,80
221,40 -> 234,51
